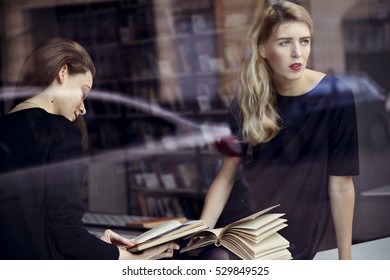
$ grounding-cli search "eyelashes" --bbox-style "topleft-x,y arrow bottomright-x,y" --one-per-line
279,39 -> 310,46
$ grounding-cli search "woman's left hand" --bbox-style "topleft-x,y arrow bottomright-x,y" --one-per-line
100,229 -> 137,250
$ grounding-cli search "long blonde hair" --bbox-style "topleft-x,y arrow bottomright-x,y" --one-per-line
238,1 -> 313,145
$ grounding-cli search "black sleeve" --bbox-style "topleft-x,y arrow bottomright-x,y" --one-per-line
216,99 -> 248,157
328,81 -> 360,176
45,121 -> 119,260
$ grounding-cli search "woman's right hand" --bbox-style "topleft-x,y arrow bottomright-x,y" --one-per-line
184,236 -> 205,257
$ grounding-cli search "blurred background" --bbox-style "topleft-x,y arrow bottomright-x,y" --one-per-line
1,0 -> 390,257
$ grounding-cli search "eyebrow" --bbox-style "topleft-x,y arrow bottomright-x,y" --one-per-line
276,36 -> 311,41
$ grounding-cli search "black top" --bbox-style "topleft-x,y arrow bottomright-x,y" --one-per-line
0,108 -> 118,259
217,75 -> 359,259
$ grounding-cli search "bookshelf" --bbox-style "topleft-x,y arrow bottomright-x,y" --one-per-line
124,150 -> 222,219
26,0 -> 260,219
343,18 -> 390,91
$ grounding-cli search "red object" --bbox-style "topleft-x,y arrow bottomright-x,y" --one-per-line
215,135 -> 244,157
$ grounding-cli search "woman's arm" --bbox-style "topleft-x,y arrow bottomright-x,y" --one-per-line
328,175 -> 355,260
200,156 -> 242,229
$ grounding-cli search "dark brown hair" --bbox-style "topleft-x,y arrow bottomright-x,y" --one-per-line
16,37 -> 95,149
17,37 -> 95,88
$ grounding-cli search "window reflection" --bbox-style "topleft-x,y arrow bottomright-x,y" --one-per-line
0,0 -> 389,258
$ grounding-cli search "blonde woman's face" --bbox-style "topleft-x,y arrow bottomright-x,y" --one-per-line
260,21 -> 311,84
54,70 -> 92,121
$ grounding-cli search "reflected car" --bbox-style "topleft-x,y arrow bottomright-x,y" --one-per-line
83,90 -> 231,153
338,74 -> 390,150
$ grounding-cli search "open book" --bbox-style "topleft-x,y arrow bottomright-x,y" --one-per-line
127,219 -> 208,253
180,205 -> 291,260
127,216 -> 188,229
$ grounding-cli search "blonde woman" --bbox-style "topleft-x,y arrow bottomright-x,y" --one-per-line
197,1 -> 358,260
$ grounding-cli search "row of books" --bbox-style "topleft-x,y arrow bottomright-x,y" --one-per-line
121,41 -> 242,79
54,0 -> 243,117
121,0 -> 215,40
135,196 -> 202,220
86,78 -> 235,118
56,3 -> 244,76
127,157 -> 222,192
120,0 -> 254,40
57,5 -> 118,47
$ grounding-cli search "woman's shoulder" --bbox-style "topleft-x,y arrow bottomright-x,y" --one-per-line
2,108 -> 80,143
1,108 -> 46,129
5,108 -> 74,128
305,69 -> 327,87
305,69 -> 354,95
33,110 -> 83,158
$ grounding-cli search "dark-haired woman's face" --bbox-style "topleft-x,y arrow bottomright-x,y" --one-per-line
54,70 -> 92,121
259,21 -> 311,85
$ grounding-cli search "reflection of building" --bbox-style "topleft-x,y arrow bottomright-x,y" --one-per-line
343,0 -> 390,91
309,0 -> 390,91
2,0 -> 389,86
309,0 -> 359,74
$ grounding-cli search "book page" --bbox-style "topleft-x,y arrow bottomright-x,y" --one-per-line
219,236 -> 252,259
133,220 -> 183,243
185,227 -> 223,238
129,220 -> 208,252
228,213 -> 284,230
227,218 -> 287,242
221,205 -> 280,235
163,220 -> 208,238
256,248 -> 292,260
227,223 -> 287,244
240,232 -> 289,255
220,232 -> 290,260
180,235 -> 220,253
127,217 -> 188,229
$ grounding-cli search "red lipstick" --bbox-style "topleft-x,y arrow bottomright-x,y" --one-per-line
289,63 -> 302,71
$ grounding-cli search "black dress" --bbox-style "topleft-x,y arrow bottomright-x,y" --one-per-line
0,108 -> 118,259
217,75 -> 360,259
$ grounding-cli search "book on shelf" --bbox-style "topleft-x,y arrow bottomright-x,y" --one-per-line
224,42 -> 242,70
177,43 -> 192,74
128,219 -> 208,253
177,162 -> 198,189
140,172 -> 159,189
136,196 -> 188,218
180,205 -> 291,260
195,40 -> 213,73
171,10 -> 192,35
191,13 -> 208,33
160,173 -> 178,190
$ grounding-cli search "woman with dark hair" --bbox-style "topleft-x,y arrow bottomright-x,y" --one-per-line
195,1 -> 359,260
0,37 -> 179,260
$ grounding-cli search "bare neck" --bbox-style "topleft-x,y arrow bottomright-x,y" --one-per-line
9,90 -> 54,114
274,69 -> 326,97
